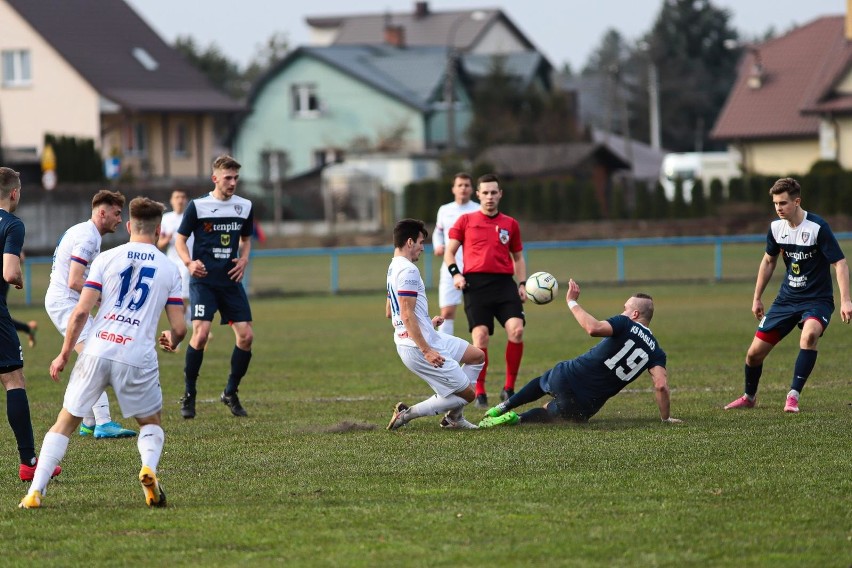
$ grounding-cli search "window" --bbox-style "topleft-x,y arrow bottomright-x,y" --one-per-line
313,148 -> 343,168
2,50 -> 31,87
126,121 -> 148,156
173,122 -> 189,157
132,47 -> 159,71
291,84 -> 321,117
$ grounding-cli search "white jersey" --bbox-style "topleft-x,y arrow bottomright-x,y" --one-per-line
83,242 -> 183,368
434,200 -> 479,269
160,210 -> 194,264
46,220 -> 102,304
387,256 -> 439,348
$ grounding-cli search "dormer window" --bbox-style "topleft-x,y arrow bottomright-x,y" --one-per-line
132,47 -> 159,71
2,49 -> 31,87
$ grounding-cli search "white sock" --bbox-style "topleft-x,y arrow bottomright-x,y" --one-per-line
81,416 -> 96,428
462,362 -> 484,387
787,389 -> 800,400
137,424 -> 165,471
408,394 -> 467,419
438,318 -> 455,336
31,432 -> 69,495
92,392 -> 112,426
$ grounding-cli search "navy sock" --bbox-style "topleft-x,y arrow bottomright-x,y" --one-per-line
791,349 -> 818,393
501,375 -> 546,410
184,345 -> 204,396
6,388 -> 35,465
744,364 -> 762,397
519,407 -> 550,423
225,347 -> 252,395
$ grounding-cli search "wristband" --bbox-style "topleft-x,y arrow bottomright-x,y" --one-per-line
568,300 -> 578,309
448,264 -> 461,276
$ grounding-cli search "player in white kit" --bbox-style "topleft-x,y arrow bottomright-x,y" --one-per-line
20,197 -> 187,509
44,190 -> 136,439
157,189 -> 194,346
432,173 -> 479,336
385,219 -> 484,430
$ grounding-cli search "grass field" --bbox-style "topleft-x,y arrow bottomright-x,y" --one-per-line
1,278 -> 850,567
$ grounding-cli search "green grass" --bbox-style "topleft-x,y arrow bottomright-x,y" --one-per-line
1,280 -> 850,567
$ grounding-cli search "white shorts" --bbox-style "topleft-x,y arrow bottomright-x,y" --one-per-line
438,268 -> 463,309
45,297 -> 93,345
63,353 -> 162,419
173,259 -> 190,299
396,332 -> 471,397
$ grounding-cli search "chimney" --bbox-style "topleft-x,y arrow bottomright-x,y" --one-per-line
414,2 -> 430,19
747,49 -> 765,90
384,24 -> 406,48
847,0 -> 852,40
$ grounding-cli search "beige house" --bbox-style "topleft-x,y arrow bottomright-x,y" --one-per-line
711,10 -> 852,175
0,0 -> 242,182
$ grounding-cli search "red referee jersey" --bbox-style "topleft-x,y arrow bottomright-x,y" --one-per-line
448,211 -> 522,274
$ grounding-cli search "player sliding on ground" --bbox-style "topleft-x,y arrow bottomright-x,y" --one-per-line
386,219 -> 485,430
479,278 -> 682,427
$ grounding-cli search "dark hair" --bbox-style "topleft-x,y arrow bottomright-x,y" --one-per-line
92,189 -> 126,209
453,172 -> 472,183
477,173 -> 500,187
129,197 -> 165,234
213,155 -> 241,171
0,167 -> 21,197
171,188 -> 188,197
769,177 -> 801,199
632,292 -> 654,322
393,218 -> 428,249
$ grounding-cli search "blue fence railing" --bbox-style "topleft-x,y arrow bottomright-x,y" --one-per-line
20,232 -> 852,303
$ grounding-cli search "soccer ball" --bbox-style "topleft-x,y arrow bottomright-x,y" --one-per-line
525,272 -> 558,305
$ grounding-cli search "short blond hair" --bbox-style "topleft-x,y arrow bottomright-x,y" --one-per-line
212,155 -> 241,171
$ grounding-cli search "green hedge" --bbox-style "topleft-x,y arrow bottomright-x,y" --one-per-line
403,171 -> 852,222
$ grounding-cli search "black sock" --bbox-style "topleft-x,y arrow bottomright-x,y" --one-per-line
225,347 -> 252,395
744,364 -> 762,397
6,388 -> 35,465
791,349 -> 817,393
184,345 -> 204,396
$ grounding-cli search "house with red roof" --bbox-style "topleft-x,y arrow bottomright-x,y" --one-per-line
711,13 -> 852,175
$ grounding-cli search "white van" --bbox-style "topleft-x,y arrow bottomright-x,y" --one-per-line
660,151 -> 741,202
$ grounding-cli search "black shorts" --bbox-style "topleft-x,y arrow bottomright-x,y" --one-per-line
462,273 -> 525,335
0,317 -> 23,370
189,281 -> 253,325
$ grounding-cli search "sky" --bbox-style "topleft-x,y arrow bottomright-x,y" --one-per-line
124,0 -> 843,71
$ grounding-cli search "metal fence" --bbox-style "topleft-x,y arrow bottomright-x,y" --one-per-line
16,233 -> 852,306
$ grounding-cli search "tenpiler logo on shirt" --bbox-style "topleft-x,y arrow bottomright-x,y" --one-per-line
498,228 -> 509,245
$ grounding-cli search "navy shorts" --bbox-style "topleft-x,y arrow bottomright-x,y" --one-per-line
540,362 -> 596,422
189,281 -> 253,324
0,317 -> 23,371
756,301 -> 833,345
462,273 -> 525,335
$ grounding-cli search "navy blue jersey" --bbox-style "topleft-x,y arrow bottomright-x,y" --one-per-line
767,211 -> 844,305
0,208 -> 24,317
177,193 -> 253,287
563,315 -> 667,412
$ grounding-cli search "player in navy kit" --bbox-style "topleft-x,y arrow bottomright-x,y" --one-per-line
0,167 -> 61,482
479,278 -> 681,427
175,156 -> 254,418
725,178 -> 852,413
